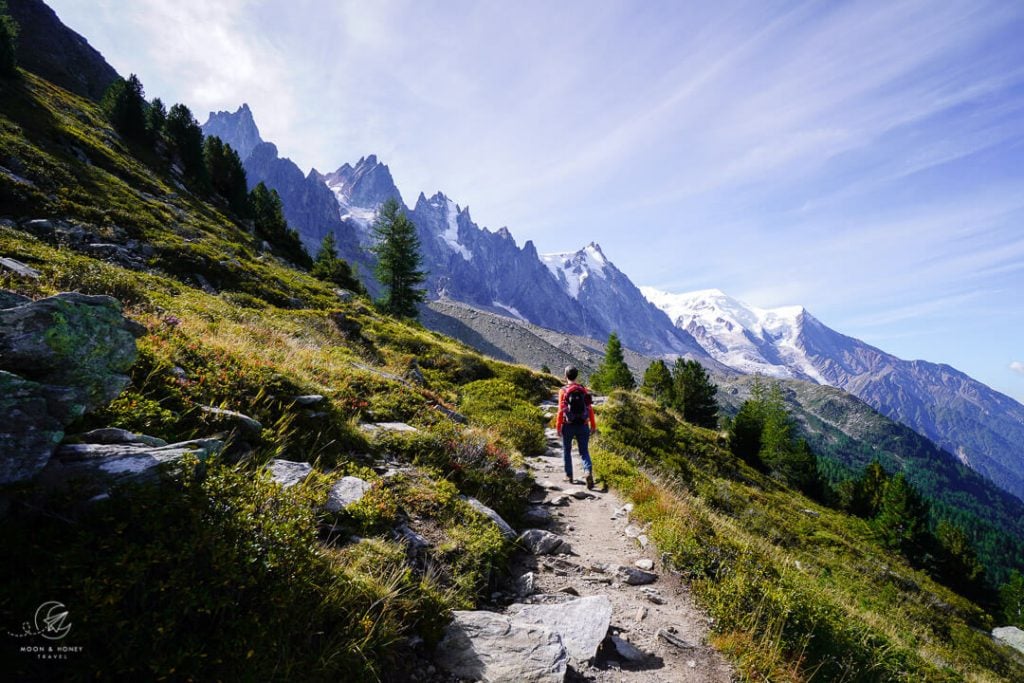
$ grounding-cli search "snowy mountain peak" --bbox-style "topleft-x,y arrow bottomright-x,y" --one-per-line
323,155 -> 403,229
641,286 -> 821,382
539,244 -> 612,299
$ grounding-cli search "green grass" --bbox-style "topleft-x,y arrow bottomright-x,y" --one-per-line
0,68 -> 547,680
593,392 -> 1024,682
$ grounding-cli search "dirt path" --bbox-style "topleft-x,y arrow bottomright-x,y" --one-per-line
504,424 -> 735,682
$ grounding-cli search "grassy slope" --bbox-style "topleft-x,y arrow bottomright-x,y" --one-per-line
594,391 -> 1024,682
1,70 -> 551,680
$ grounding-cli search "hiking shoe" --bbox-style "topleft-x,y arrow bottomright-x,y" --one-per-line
565,476 -> 574,484
585,472 -> 594,489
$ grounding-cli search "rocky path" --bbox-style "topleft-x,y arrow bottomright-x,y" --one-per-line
512,426 -> 734,682
432,413 -> 735,682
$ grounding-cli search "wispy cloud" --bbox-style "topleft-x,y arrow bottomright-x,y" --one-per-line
1011,362 -> 1024,375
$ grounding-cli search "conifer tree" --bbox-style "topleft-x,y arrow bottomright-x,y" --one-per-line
847,460 -> 889,518
371,198 -> 426,318
249,182 -> 311,267
876,473 -> 930,559
0,0 -> 18,77
729,399 -> 764,467
1000,570 -> 1024,628
165,103 -> 208,187
641,359 -> 674,405
590,332 -> 634,392
312,232 -> 364,293
102,74 -> 149,143
935,520 -> 986,599
147,97 -> 167,141
203,136 -> 248,215
672,358 -> 719,428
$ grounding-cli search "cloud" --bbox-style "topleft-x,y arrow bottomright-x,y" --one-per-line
1011,362 -> 1024,375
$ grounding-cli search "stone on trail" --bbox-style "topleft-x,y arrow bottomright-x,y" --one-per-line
635,558 -> 655,571
568,489 -> 594,500
609,634 -> 649,663
523,505 -> 553,526
507,595 -> 613,664
434,610 -> 568,682
614,565 -> 658,585
544,495 -> 571,507
518,528 -> 572,555
657,627 -> 694,650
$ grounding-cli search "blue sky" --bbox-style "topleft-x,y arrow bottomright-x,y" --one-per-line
47,0 -> 1024,403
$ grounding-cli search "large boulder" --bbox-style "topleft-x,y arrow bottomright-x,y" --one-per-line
41,439 -> 221,491
993,626 -> 1024,655
463,495 -> 516,539
507,596 -> 613,664
0,292 -> 143,484
435,610 -> 568,682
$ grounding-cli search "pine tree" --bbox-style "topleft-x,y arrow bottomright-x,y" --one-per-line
847,460 -> 889,518
590,332 -> 634,392
0,0 -> 18,77
165,103 -> 208,188
371,198 -> 426,318
249,182 -> 311,268
640,359 -> 674,405
729,399 -> 763,467
875,473 -> 931,560
102,74 -> 149,143
147,97 -> 167,141
672,358 -> 719,428
935,520 -> 986,600
312,232 -> 364,293
1000,570 -> 1024,628
204,136 -> 249,215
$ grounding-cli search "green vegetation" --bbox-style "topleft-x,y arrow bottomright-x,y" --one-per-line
371,197 -> 426,318
312,231 -> 364,293
101,74 -> 149,145
590,331 -> 635,392
673,358 -> 719,428
0,69 -> 546,680
0,0 -> 17,77
593,391 -> 1024,682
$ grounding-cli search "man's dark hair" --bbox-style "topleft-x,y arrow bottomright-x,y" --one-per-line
565,366 -> 579,381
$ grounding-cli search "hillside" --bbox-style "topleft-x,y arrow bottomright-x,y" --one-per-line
2,18 -> 1024,683
421,299 -> 1024,585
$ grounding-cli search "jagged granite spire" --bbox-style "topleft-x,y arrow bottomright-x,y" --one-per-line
201,103 -> 264,161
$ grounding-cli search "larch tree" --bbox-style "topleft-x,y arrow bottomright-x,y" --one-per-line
371,198 -> 426,318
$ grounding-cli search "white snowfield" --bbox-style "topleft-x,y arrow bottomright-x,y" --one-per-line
641,286 -> 828,384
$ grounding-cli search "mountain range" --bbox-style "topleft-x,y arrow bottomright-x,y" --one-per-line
201,104 -> 1024,505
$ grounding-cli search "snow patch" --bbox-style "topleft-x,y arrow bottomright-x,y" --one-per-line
539,243 -> 608,299
443,199 -> 472,261
492,301 -> 526,320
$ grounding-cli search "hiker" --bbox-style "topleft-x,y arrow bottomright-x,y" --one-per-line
556,365 -> 597,489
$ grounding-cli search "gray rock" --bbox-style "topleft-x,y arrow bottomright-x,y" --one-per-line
44,439 -> 221,485
0,257 -> 41,279
22,219 -> 54,236
435,610 -> 567,682
396,524 -> 431,552
200,405 -> 263,439
568,489 -> 594,500
507,595 -> 613,664
0,290 -> 31,309
0,293 -> 141,484
992,626 -> 1024,655
635,558 -> 655,571
609,634 -> 648,663
544,495 -> 571,507
77,427 -> 167,447
614,565 -> 658,585
293,394 -> 325,406
516,572 -> 537,598
523,506 -> 553,526
267,459 -> 313,488
518,529 -> 571,555
656,628 -> 694,650
640,587 -> 666,604
325,476 -> 371,512
360,421 -> 419,433
624,524 -> 644,539
463,495 -> 516,539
